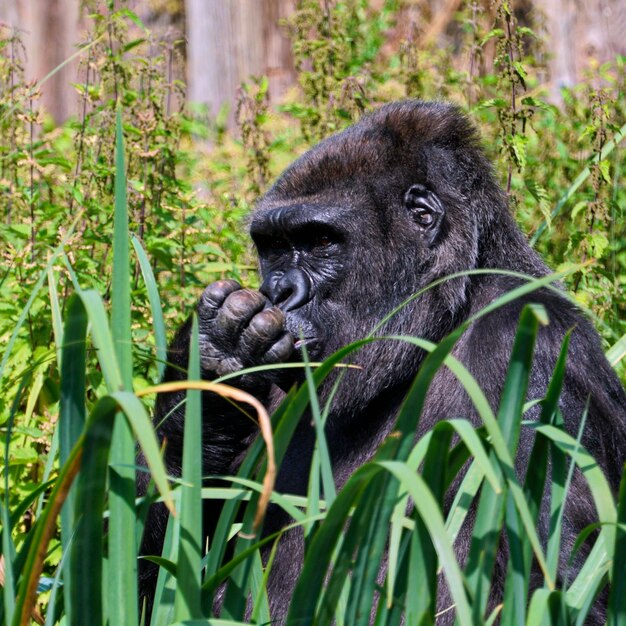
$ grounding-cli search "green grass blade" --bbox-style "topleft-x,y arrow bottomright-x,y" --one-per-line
444,420 -> 501,492
58,294 -> 88,626
249,549 -> 271,625
503,332 -> 572,625
386,434 -> 433,606
286,465 -> 377,625
150,508 -> 180,626
219,478 -> 308,523
301,341 -> 336,505
445,460 -> 484,541
377,461 -> 473,626
78,290 -> 123,388
605,332 -> 626,367
608,465 -> 626,625
344,473 -> 394,626
68,389 -> 172,626
59,294 -> 88,463
108,106 -> 138,626
305,446 -> 322,536
546,420 -> 567,582
407,427 -> 453,622
525,588 -> 553,626
70,397 -> 118,626
532,422 -> 616,603
11,438 -> 82,626
132,235 -> 167,380
47,267 -> 64,370
2,374 -> 33,626
1,500 -> 16,626
572,561 -> 609,626
172,617 -> 249,626
525,333 -> 570,517
174,315 -> 203,620
465,304 -> 543,621
70,396 -> 134,626
501,491 -> 527,626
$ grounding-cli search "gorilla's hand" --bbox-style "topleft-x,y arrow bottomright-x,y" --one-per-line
197,279 -> 295,389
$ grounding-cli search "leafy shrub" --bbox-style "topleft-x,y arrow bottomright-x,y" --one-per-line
0,1 -> 625,625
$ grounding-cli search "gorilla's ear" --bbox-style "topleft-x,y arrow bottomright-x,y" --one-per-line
404,184 -> 445,246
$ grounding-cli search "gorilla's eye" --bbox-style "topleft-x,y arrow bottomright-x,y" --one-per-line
255,234 -> 289,257
415,209 -> 434,227
316,234 -> 332,247
270,237 -> 288,249
404,184 -> 445,244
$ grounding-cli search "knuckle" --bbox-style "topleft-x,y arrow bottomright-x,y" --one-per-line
223,289 -> 266,317
199,280 -> 241,314
248,307 -> 285,338
264,332 -> 294,363
216,356 -> 243,377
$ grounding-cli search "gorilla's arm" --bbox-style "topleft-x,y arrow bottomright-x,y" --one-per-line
139,279 -> 294,612
449,284 -> 626,483
154,279 -> 293,478
424,286 -> 625,624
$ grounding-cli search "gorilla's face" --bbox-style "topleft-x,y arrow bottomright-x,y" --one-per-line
250,202 -> 348,359
249,101 -> 498,409
250,184 -> 447,363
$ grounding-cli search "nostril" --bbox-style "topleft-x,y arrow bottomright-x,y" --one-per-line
275,285 -> 293,306
278,270 -> 311,312
261,269 -> 312,310
260,272 -> 283,302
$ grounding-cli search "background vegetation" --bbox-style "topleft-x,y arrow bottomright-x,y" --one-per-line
0,1 -> 625,624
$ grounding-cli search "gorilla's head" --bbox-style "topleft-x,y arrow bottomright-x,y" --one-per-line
250,101 -> 545,411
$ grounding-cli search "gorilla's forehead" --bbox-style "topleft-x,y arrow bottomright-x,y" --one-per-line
259,100 -> 480,207
251,199 -> 360,235
265,128 -> 416,200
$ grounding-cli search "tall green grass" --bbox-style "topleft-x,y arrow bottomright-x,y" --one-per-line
1,113 -> 625,626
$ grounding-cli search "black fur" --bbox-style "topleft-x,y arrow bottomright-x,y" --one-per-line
139,100 -> 626,623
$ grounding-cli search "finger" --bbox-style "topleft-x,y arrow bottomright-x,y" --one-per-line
240,307 -> 286,356
198,279 -> 241,322
214,289 -> 267,340
262,332 -> 294,365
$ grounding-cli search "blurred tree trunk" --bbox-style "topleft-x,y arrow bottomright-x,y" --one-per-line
185,0 -> 295,127
0,0 -> 79,124
535,0 -> 625,100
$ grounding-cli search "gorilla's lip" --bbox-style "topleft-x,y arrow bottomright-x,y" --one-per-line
293,337 -> 321,358
293,337 -> 318,350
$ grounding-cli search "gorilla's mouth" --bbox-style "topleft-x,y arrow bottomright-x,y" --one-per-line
294,337 -> 316,348
285,313 -> 319,353
293,337 -> 321,357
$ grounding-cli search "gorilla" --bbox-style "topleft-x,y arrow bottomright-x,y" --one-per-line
140,100 -> 626,623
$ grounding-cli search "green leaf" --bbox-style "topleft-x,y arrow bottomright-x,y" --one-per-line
108,106 -> 138,626
598,159 -> 611,184
608,465 -> 626,625
59,294 -> 88,626
530,121 -> 626,246
132,235 -> 167,380
174,315 -> 203,620
465,304 -> 543,621
606,332 -> 626,366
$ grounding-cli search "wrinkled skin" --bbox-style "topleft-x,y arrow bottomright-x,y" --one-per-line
139,101 -> 626,624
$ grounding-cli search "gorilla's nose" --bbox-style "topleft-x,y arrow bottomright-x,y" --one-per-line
261,269 -> 312,312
